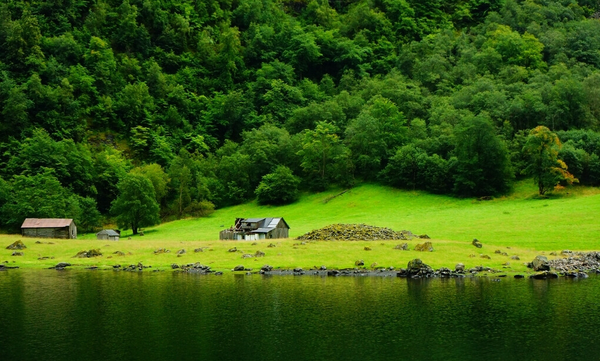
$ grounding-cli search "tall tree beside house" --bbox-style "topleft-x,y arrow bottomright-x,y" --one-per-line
111,173 -> 160,235
523,126 -> 578,195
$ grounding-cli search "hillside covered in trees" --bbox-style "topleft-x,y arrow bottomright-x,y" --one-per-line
1,0 -> 600,233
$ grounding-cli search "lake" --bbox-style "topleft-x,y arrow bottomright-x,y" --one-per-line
0,271 -> 599,361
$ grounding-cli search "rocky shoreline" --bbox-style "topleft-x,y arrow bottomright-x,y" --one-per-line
3,251 -> 600,279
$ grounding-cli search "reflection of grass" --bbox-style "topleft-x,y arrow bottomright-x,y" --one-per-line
2,179 -> 599,273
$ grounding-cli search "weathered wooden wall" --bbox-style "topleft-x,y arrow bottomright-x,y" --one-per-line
23,227 -> 69,239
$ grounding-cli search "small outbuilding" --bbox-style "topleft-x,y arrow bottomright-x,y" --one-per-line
220,217 -> 290,240
21,218 -> 77,239
96,229 -> 120,241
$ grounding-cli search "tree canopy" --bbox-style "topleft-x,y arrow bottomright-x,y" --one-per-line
1,0 -> 600,232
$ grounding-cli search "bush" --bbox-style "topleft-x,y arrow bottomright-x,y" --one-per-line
255,166 -> 300,205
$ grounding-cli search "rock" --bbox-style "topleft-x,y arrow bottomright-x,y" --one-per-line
407,258 -> 432,276
510,255 -> 520,260
370,262 -> 378,269
364,246 -> 372,251
171,264 -> 180,269
74,249 -> 102,258
6,240 -> 27,250
176,249 -> 186,255
514,274 -> 525,279
11,251 -> 23,256
154,248 -> 170,254
472,239 -> 483,248
293,268 -> 303,273
251,242 -> 258,246
355,260 -> 364,266
214,272 -> 223,275
394,243 -> 409,250
319,265 -> 327,270
480,254 -> 491,259
233,265 -> 245,271
267,243 -> 276,248
455,263 -> 465,272
241,254 -> 253,259
254,250 -> 265,257
194,247 -> 205,253
494,250 -> 502,254
261,265 -> 273,272
228,247 -> 238,252
113,251 -> 125,256
530,271 -> 558,279
414,242 -> 434,252
418,234 -> 430,239
532,255 -> 550,271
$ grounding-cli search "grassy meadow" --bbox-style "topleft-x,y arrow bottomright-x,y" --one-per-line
2,180 -> 600,273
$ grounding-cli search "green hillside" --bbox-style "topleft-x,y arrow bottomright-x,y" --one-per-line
85,180 -> 600,250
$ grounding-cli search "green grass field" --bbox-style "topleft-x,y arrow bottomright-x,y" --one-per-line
2,180 -> 600,273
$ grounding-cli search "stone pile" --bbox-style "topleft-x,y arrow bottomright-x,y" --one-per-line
296,224 -> 424,241
548,251 -> 600,273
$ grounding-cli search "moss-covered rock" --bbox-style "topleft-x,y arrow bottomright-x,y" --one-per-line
414,242 -> 434,252
6,240 -> 26,250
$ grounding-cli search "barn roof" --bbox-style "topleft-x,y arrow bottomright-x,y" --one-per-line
244,218 -> 266,223
96,229 -> 119,236
21,218 -> 74,228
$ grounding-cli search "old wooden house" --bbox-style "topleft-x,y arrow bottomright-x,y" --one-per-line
96,229 -> 120,241
219,217 -> 290,240
21,218 -> 77,239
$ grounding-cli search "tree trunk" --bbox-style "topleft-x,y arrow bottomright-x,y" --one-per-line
132,224 -> 138,235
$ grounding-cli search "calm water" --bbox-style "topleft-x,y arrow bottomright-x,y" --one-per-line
1,271 -> 599,361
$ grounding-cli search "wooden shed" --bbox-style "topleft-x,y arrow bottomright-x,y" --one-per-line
96,229 -> 120,241
220,217 -> 290,240
21,218 -> 77,239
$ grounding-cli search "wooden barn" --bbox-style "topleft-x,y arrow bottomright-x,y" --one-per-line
21,218 -> 77,239
96,229 -> 120,241
219,217 -> 290,240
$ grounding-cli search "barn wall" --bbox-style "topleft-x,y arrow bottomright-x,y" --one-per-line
23,227 -> 70,239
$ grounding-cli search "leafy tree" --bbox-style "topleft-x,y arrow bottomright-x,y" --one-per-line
255,165 -> 301,205
1,169 -> 78,231
110,173 -> 160,235
453,115 -> 513,197
298,122 -> 353,190
523,126 -> 577,195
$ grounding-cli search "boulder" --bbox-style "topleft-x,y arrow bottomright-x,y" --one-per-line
472,239 -> 483,248
6,240 -> 27,250
154,248 -> 170,254
480,254 -> 491,259
254,250 -> 265,257
267,243 -> 277,248
55,262 -> 71,268
530,271 -> 558,279
233,265 -> 245,271
176,249 -> 186,255
455,263 -> 465,272
355,260 -> 364,266
11,251 -> 23,256
532,255 -> 550,271
319,265 -> 327,270
407,258 -> 431,275
241,254 -> 253,259
74,249 -> 102,258
228,247 -> 238,253
394,243 -> 409,250
510,255 -> 520,260
364,246 -> 372,251
414,242 -> 434,252
261,265 -> 273,272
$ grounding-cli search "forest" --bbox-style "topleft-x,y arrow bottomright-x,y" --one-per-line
1,0 -> 600,234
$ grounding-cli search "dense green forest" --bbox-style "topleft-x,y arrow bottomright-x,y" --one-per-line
1,0 -> 600,233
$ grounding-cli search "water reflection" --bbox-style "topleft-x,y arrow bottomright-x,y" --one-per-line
0,271 -> 598,361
